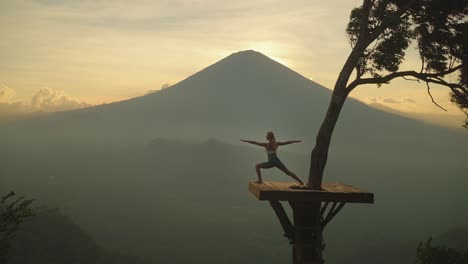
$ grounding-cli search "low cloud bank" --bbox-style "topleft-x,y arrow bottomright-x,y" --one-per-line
144,83 -> 171,96
30,88 -> 92,112
366,96 -> 416,105
0,85 -> 92,119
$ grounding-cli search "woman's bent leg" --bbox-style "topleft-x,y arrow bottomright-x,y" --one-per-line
255,162 -> 272,183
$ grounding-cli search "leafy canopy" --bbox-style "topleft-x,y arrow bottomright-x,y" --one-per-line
345,0 -> 468,127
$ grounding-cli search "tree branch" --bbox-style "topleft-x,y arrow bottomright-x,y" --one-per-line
402,76 -> 420,82
346,64 -> 464,92
359,0 -> 373,41
420,57 -> 425,74
425,81 -> 447,111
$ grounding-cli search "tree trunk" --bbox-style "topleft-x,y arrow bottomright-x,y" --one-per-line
307,40 -> 368,188
307,90 -> 347,189
306,0 -> 374,188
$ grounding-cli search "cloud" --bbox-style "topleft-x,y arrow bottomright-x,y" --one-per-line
0,85 -> 28,119
381,98 -> 399,104
401,98 -> 416,104
30,88 -> 92,112
0,86 -> 92,120
366,96 -> 417,105
0,84 -> 15,103
144,83 -> 171,96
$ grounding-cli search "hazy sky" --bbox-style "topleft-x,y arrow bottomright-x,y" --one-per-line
0,0 -> 465,126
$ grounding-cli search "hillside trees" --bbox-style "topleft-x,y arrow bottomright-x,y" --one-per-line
415,238 -> 468,264
0,192 -> 34,263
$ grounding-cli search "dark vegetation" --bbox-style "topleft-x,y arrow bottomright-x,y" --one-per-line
0,192 -> 34,263
415,237 -> 468,264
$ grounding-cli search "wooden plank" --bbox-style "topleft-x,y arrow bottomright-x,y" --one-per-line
333,185 -> 351,193
248,182 -> 262,200
277,181 -> 295,190
344,183 -> 371,193
252,181 -> 370,196
339,183 -> 358,193
262,182 -> 275,190
321,183 -> 331,192
268,181 -> 287,190
322,183 -> 338,193
321,184 -> 333,193
249,181 -> 374,204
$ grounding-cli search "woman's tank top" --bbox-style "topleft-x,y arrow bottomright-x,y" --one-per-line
266,142 -> 278,155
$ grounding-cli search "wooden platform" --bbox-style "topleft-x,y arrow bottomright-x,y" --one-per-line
249,181 -> 374,203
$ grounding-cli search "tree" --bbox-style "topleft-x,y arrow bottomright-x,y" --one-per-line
415,238 -> 468,264
0,192 -> 34,263
308,0 -> 468,188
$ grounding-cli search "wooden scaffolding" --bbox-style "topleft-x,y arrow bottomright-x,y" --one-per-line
249,181 -> 374,264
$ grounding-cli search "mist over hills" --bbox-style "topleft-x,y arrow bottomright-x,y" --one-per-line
9,209 -> 150,264
1,139 -> 467,263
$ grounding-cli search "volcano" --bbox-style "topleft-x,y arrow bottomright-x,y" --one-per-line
2,50 -> 465,156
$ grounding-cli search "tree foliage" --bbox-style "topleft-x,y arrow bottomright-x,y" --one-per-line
0,192 -> 34,263
308,0 -> 467,187
415,238 -> 468,264
345,0 -> 468,126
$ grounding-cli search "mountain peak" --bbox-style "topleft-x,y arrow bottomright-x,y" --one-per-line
182,49 -> 299,86
229,49 -> 265,57
136,48 -> 329,105
222,50 -> 277,65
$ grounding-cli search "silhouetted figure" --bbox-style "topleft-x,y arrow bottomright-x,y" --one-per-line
241,131 -> 304,185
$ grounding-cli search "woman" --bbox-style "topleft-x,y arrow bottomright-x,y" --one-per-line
241,131 -> 304,185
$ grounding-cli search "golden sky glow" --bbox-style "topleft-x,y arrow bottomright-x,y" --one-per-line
0,0 -> 465,127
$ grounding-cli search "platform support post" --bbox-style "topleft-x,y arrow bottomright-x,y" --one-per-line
269,200 -> 348,264
289,201 -> 324,264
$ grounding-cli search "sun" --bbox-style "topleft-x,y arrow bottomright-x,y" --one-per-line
246,41 -> 290,66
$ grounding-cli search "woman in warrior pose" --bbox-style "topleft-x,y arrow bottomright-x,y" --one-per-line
241,131 -> 304,185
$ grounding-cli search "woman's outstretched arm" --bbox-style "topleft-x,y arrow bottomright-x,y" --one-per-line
240,140 -> 267,147
277,140 -> 301,146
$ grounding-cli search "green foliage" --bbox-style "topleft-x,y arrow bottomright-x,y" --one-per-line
348,1 -> 414,75
415,238 -> 468,264
346,0 -> 468,125
0,192 -> 34,263
347,0 -> 467,75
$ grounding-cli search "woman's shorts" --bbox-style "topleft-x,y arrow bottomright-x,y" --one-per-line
260,154 -> 287,171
